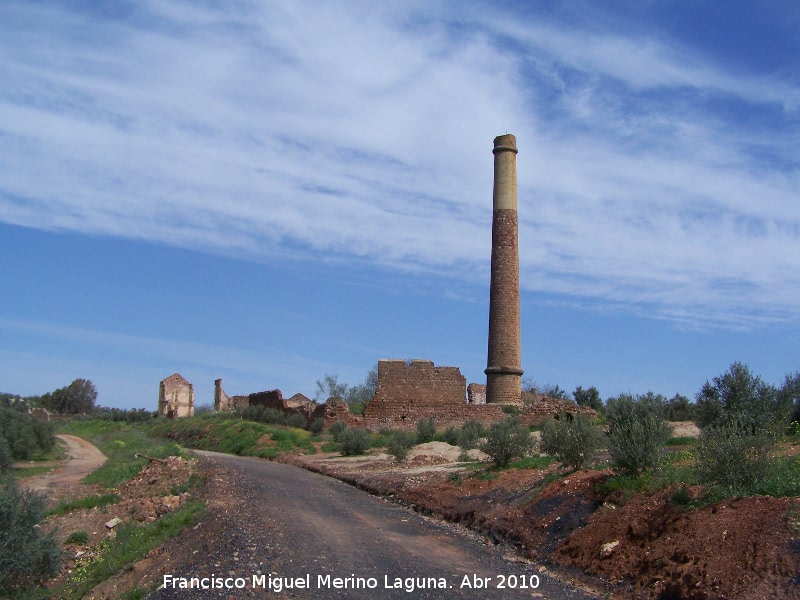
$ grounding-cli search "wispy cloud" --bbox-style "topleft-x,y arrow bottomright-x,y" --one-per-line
0,0 -> 797,328
0,317 -> 341,401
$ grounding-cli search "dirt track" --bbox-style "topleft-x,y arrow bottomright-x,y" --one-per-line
21,434 -> 107,496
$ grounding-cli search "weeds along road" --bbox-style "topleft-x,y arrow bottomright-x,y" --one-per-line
150,451 -> 598,600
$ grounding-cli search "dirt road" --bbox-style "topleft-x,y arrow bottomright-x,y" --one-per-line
149,451 -> 598,599
21,434 -> 106,496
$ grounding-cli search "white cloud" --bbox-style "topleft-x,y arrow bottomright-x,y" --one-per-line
0,0 -> 797,328
0,317 -> 340,405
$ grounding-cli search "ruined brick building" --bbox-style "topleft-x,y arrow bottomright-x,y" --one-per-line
158,373 -> 195,418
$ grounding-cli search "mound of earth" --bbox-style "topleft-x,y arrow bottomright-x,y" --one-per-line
556,489 -> 798,599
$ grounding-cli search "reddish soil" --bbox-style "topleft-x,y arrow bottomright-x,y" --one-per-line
557,489 -> 798,599
288,445 -> 800,600
34,454 -> 197,596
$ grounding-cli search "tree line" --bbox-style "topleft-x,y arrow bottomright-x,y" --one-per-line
527,362 -> 800,427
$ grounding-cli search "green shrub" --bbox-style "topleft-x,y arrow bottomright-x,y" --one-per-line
309,417 -> 325,436
386,431 -> 416,462
8,414 -> 56,461
75,407 -> 156,423
663,394 -> 695,421
284,413 -> 307,429
0,435 -> 11,471
328,421 -> 347,443
479,418 -> 533,468
66,530 -> 89,546
442,426 -> 460,446
459,420 -> 485,450
573,386 -> 603,411
0,474 -> 61,594
369,430 -> 391,449
238,405 -> 286,425
539,413 -> 604,470
339,428 -> 371,456
693,423 -> 777,494
695,362 -> 785,431
416,418 -> 436,444
752,456 -> 800,497
606,393 -> 671,475
0,408 -> 37,460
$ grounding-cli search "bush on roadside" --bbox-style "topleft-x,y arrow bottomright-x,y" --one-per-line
339,428 -> 371,456
309,418 -> 325,436
416,418 -> 436,444
0,474 -> 61,595
539,413 -> 604,471
0,407 -> 55,461
605,393 -> 671,475
328,421 -> 347,443
693,422 -> 777,494
480,418 -> 533,468
458,420 -> 485,451
386,431 -> 416,462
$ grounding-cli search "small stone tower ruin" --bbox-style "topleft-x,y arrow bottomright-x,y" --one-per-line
485,134 -> 524,404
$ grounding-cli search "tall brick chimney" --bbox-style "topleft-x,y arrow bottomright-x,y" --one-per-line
485,134 -> 523,404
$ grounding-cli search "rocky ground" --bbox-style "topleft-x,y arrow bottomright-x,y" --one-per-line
34,454 -> 197,596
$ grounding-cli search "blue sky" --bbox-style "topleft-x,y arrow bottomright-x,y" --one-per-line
1,1 -> 798,409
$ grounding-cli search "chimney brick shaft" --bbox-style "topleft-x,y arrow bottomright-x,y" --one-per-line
485,134 -> 523,404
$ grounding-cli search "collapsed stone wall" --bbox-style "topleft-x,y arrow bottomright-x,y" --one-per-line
354,395 -> 593,432
209,360 -> 594,432
248,389 -> 316,426
214,379 -> 248,412
248,389 -> 284,409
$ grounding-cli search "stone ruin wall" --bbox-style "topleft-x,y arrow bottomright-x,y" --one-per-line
348,359 -> 594,431
158,373 -> 195,418
207,360 -> 594,431
467,383 -> 486,404
214,379 -> 248,412
247,389 -> 317,426
365,359 -> 467,416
